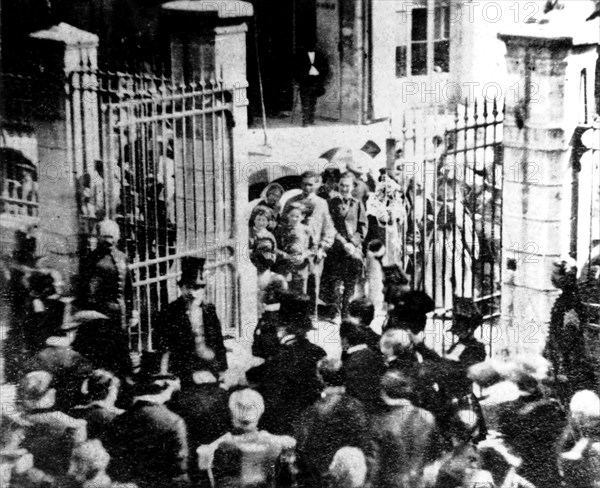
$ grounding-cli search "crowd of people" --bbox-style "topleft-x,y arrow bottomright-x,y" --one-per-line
1,158 -> 599,488
2,241 -> 600,487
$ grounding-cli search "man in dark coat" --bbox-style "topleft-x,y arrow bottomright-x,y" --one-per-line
71,310 -> 132,378
247,293 -> 326,436
24,325 -> 94,411
110,374 -> 188,488
446,296 -> 487,369
294,46 -> 328,127
370,370 -> 439,488
154,257 -> 228,383
348,297 -> 381,354
295,358 -> 371,488
544,257 -> 596,400
321,172 -> 368,316
339,318 -> 385,413
80,219 -> 137,331
169,369 -> 230,485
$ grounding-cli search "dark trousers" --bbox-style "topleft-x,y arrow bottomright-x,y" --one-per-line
321,254 -> 362,317
299,84 -> 318,126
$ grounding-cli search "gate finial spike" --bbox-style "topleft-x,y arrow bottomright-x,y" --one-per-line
473,98 -> 479,121
454,101 -> 460,125
483,98 -> 488,119
492,98 -> 498,118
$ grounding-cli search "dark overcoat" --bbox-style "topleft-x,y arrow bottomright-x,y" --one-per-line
249,336 -> 326,436
154,297 -> 228,380
110,400 -> 188,487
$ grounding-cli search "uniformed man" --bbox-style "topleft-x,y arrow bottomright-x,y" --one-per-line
81,219 -> 137,331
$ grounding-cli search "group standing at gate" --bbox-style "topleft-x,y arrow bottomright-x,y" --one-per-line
249,170 -> 373,318
2,156 -> 599,488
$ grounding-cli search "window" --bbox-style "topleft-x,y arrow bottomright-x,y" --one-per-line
395,0 -> 451,78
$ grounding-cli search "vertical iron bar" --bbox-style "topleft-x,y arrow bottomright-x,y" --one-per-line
190,80 -> 200,251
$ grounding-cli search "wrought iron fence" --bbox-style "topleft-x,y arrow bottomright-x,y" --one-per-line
67,60 -> 239,352
391,99 -> 504,354
574,115 -> 600,384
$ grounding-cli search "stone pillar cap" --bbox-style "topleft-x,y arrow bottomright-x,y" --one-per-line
29,22 -> 99,45
498,17 -> 599,47
162,0 -> 253,18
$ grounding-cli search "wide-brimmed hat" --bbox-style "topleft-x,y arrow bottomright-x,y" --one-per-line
61,309 -> 109,331
178,256 -> 206,288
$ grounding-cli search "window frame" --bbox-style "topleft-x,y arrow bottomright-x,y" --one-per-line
395,0 -> 451,79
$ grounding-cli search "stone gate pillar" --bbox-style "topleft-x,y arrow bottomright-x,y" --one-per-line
27,23 -> 99,291
497,19 -> 599,357
162,1 -> 257,345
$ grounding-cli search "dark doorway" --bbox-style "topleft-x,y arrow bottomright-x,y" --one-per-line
248,0 -> 317,123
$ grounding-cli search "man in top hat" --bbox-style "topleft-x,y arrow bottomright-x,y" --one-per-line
80,219 -> 137,331
247,292 -> 326,436
110,365 -> 189,488
154,257 -> 228,383
446,296 -> 487,369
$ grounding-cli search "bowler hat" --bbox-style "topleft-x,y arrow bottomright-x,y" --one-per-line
179,256 -> 206,288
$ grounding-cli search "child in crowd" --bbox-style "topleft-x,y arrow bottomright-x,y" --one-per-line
276,203 -> 314,295
249,206 -> 277,251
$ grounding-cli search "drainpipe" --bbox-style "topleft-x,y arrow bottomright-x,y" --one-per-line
360,0 -> 372,124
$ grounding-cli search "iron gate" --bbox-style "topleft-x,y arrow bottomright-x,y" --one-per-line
390,100 -> 504,354
572,115 -> 600,384
67,63 -> 239,352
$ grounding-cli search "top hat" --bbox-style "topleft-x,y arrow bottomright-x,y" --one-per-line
137,351 -> 175,380
130,351 -> 177,396
179,256 -> 206,288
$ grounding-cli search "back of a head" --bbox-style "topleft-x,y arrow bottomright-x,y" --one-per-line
570,390 -> 600,419
71,439 -> 110,476
339,318 -> 366,347
380,370 -> 414,402
317,357 -> 345,387
20,371 -> 53,409
279,292 -> 312,335
348,298 -> 375,326
84,369 -> 119,402
328,447 -> 367,488
380,328 -> 411,358
229,388 -> 265,423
